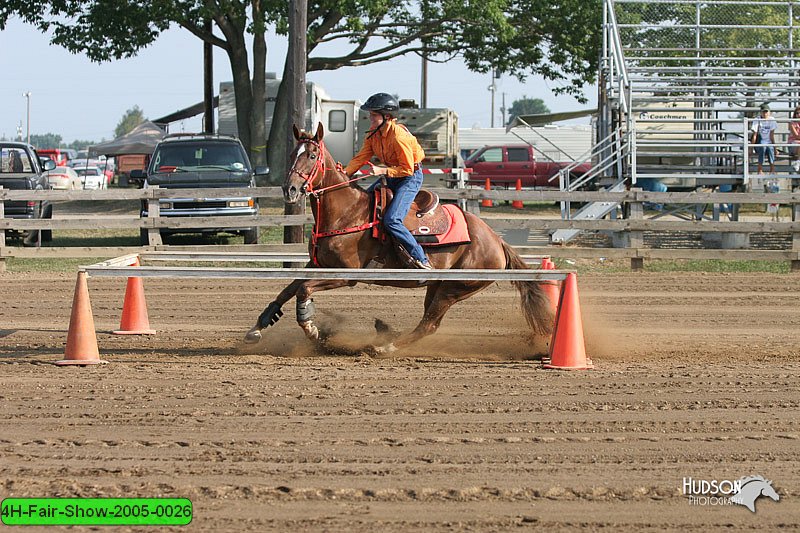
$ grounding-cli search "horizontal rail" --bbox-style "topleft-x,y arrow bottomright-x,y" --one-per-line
82,265 -> 572,282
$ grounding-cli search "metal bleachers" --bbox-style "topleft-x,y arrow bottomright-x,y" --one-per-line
553,0 -> 800,243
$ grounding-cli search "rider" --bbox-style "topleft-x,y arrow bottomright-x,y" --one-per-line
344,93 -> 432,270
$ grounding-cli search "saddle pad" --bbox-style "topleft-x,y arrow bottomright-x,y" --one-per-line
416,204 -> 471,247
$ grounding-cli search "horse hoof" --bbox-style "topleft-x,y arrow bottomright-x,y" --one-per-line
243,328 -> 262,344
372,342 -> 398,355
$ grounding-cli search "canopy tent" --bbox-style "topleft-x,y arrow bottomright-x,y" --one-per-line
506,109 -> 597,131
88,121 -> 165,157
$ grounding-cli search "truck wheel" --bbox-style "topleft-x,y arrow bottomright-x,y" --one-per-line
244,228 -> 259,245
41,204 -> 53,242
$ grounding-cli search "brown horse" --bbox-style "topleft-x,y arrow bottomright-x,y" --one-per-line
244,123 -> 552,354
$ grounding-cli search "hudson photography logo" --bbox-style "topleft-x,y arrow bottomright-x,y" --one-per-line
682,475 -> 780,512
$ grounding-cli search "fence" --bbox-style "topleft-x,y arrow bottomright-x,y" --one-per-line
1,186 -> 799,270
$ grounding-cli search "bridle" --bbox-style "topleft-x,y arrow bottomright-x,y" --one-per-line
288,137 -> 379,266
288,138 -> 327,196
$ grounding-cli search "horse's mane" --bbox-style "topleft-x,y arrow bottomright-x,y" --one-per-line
739,475 -> 771,486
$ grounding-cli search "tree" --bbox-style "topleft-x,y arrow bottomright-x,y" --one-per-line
507,97 -> 550,125
0,0 -> 270,172
29,133 -> 63,149
115,106 -> 147,138
0,1 -> 601,184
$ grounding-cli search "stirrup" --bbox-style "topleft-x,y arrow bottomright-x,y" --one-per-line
412,259 -> 433,270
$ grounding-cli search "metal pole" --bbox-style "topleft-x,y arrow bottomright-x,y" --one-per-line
421,55 -> 428,108
489,69 -> 496,127
23,92 -> 31,145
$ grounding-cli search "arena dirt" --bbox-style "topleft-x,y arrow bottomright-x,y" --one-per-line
1,271 -> 798,531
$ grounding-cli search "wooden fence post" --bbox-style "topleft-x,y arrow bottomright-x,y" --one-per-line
0,185 -> 5,273
793,200 -> 800,272
146,185 -> 163,247
629,188 -> 644,271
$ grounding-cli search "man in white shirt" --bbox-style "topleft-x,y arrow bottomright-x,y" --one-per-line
751,103 -> 777,175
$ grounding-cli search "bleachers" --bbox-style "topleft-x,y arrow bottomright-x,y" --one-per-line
553,0 -> 800,243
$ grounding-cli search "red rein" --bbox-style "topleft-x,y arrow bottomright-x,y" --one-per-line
293,139 -> 378,265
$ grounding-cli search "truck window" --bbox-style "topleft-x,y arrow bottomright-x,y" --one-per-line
480,148 -> 503,162
507,147 -> 530,162
328,110 -> 347,132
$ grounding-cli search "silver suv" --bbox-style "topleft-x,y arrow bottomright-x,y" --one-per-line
133,133 -> 266,244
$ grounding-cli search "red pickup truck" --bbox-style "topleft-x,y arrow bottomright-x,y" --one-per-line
464,144 -> 591,188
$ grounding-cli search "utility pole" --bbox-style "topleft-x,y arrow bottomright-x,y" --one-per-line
203,19 -> 214,134
500,92 -> 507,127
421,55 -> 428,108
488,70 -> 496,127
285,0 -> 307,251
23,92 -> 31,144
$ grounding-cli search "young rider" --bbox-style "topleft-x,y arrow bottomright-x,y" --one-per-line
344,92 -> 432,270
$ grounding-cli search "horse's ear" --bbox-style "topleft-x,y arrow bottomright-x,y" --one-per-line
314,122 -> 325,142
293,124 -> 301,141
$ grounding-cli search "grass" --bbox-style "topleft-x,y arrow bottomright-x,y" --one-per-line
551,258 -> 791,274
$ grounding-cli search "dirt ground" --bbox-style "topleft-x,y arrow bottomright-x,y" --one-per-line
1,270 -> 799,531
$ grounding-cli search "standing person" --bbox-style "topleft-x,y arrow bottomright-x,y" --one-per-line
788,105 -> 800,173
344,92 -> 432,270
751,103 -> 777,175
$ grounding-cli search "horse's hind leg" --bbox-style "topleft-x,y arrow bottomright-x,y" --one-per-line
375,281 -> 491,354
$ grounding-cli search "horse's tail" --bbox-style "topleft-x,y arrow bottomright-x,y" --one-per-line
502,241 -> 553,336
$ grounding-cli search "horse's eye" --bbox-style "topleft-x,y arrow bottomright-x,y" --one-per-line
309,154 -> 317,160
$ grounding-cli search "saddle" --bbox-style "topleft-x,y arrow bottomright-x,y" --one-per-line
372,186 -> 471,246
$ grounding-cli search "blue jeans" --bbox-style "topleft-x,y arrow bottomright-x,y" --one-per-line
368,168 -> 427,263
755,143 -> 775,166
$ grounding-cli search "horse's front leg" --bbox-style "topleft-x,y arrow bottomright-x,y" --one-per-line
244,278 -> 306,343
294,279 -> 357,340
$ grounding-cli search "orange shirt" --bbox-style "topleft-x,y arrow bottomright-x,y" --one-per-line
344,119 -> 425,178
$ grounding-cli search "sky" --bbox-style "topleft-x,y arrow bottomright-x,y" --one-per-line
0,17 -> 597,145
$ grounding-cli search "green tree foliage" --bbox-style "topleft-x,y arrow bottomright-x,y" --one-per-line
68,139 -> 101,150
507,96 -> 550,125
29,133 -> 63,149
0,0 -> 601,183
115,106 -> 147,138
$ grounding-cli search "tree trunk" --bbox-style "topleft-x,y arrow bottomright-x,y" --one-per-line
249,0 -> 268,174
267,60 -> 292,186
226,37 -> 253,160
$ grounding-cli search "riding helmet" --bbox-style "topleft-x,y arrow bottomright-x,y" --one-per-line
361,92 -> 399,114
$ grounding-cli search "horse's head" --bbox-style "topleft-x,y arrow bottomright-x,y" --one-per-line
285,122 -> 326,204
760,480 -> 780,501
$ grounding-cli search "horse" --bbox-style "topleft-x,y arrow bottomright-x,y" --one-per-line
244,123 -> 552,354
730,476 -> 780,512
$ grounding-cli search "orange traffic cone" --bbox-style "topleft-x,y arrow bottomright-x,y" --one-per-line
55,272 -> 106,366
512,178 -> 524,209
113,259 -> 155,335
540,258 -> 560,314
481,178 -> 493,208
543,273 -> 593,370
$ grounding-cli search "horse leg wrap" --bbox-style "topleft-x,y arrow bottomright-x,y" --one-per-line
296,298 -> 316,323
257,301 -> 284,329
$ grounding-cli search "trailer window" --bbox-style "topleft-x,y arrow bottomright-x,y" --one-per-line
507,147 -> 530,162
328,110 -> 347,132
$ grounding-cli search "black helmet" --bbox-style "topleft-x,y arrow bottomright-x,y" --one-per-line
361,92 -> 399,114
